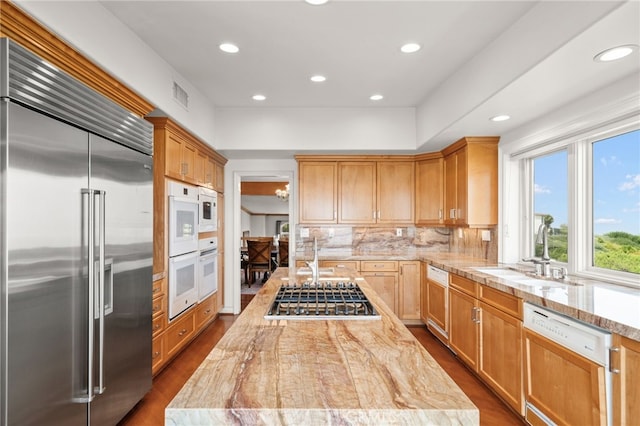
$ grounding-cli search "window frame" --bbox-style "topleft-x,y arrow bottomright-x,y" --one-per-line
513,115 -> 640,288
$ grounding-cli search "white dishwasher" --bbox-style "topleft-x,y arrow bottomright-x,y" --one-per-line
523,303 -> 613,426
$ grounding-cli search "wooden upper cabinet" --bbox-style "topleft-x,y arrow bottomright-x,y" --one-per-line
416,154 -> 444,226
338,162 -> 376,223
299,161 -> 338,223
443,137 -> 498,227
377,161 -> 415,224
147,117 -> 227,191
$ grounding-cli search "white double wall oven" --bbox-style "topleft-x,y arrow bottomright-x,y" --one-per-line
168,180 -> 218,320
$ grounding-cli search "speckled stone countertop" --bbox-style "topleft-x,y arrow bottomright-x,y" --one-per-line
297,250 -> 640,341
165,267 -> 479,425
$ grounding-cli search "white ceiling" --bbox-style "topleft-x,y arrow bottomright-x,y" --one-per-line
100,0 -> 640,154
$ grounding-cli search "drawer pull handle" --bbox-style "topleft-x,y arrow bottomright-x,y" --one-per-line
152,351 -> 160,359
153,324 -> 160,331
178,328 -> 188,336
205,309 -> 211,315
153,305 -> 160,312
152,287 -> 161,293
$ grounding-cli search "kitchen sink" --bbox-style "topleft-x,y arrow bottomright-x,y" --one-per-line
472,267 -> 580,287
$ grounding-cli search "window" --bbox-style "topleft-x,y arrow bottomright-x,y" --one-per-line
532,150 -> 568,262
592,129 -> 640,274
516,119 -> 639,287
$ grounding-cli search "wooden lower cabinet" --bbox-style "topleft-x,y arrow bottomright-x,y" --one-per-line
361,261 -> 398,314
398,261 -> 421,322
195,293 -> 218,330
166,309 -> 196,359
420,263 -> 429,325
613,334 -> 640,425
320,260 -> 360,272
448,286 -> 479,370
524,329 -> 608,426
478,301 -> 523,415
151,334 -> 166,375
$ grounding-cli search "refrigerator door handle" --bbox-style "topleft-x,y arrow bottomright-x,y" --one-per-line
96,190 -> 106,395
76,189 -> 96,403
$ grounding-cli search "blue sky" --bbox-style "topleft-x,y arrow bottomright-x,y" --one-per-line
534,129 -> 639,236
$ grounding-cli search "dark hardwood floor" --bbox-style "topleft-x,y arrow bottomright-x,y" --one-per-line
119,311 -> 524,426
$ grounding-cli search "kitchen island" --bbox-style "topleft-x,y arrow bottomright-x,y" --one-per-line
166,267 -> 478,425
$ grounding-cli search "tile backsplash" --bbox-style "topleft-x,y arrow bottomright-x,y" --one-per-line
295,225 -> 497,262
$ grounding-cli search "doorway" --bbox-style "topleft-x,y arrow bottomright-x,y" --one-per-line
230,167 -> 295,314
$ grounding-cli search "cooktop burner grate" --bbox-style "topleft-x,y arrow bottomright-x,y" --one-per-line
265,281 -> 380,320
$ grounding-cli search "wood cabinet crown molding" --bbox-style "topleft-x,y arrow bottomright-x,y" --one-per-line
0,0 -> 154,117
441,136 -> 500,157
146,116 -> 228,165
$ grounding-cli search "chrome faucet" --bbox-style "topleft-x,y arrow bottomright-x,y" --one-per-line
305,237 -> 319,283
523,223 -> 551,276
535,223 -> 551,262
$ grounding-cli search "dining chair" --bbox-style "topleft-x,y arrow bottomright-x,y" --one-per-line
246,237 -> 273,286
278,238 -> 289,267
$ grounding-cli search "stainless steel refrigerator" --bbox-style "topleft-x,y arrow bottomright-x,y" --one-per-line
0,39 -> 153,425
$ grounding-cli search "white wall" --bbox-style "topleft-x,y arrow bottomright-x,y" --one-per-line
14,0 -> 217,148
214,107 -> 416,151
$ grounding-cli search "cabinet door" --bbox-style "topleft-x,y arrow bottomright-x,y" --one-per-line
398,261 -> 421,321
205,157 -> 215,189
415,157 -> 444,225
165,132 -> 185,180
613,334 -> 640,425
455,147 -> 467,224
338,161 -> 376,223
299,162 -> 337,223
420,264 -> 429,324
182,141 -> 197,183
377,161 -> 415,223
479,301 -> 524,415
214,161 -> 224,193
195,150 -> 207,186
449,287 -> 479,371
524,330 -> 607,426
362,272 -> 398,314
443,152 -> 458,225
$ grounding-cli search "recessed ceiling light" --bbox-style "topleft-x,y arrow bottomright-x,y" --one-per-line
252,94 -> 266,101
370,94 -> 384,101
400,43 -> 421,54
593,44 -> 638,62
310,75 -> 326,83
219,43 -> 239,54
305,0 -> 329,5
490,115 -> 511,122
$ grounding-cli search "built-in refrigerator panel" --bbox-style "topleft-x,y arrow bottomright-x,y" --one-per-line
5,102 -> 90,425
1,38 -> 154,426
88,134 -> 153,425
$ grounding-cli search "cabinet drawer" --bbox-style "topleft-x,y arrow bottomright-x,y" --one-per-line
151,334 -> 165,375
450,273 -> 479,297
480,286 -> 522,319
152,312 -> 166,337
320,260 -> 360,272
196,295 -> 217,330
152,293 -> 165,318
152,278 -> 165,298
361,261 -> 397,272
166,310 -> 195,358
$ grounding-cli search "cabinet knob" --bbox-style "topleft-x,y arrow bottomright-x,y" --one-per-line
178,328 -> 188,336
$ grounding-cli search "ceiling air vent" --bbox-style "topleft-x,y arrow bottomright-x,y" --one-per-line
172,81 -> 189,110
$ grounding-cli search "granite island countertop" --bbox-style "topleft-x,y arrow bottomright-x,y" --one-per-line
166,267 -> 479,425
296,250 -> 640,341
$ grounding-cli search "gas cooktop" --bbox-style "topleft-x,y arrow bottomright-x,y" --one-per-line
265,281 -> 380,320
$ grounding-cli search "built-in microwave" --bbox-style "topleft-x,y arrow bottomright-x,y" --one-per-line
198,187 -> 217,233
